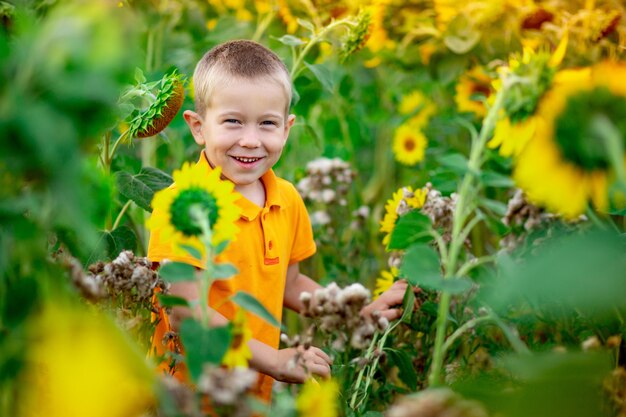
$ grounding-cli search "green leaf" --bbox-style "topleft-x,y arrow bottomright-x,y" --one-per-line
159,262 -> 196,283
180,319 -> 232,382
212,262 -> 238,279
87,226 -> 137,263
274,34 -> 305,46
479,197 -> 508,217
400,284 -> 416,324
480,171 -> 514,188
303,62 -> 335,93
231,291 -> 281,328
178,244 -> 202,261
388,211 -> 432,250
481,229 -> 626,316
296,18 -> 315,32
438,153 -> 469,175
400,243 -> 441,285
115,167 -> 173,212
134,67 -> 146,83
386,348 -> 418,390
214,240 -> 230,255
157,294 -> 190,308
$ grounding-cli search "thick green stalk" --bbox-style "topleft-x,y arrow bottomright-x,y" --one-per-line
428,86 -> 508,386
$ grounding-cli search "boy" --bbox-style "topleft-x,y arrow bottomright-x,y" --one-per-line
148,40 -> 409,402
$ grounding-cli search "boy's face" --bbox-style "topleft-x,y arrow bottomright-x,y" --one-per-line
185,76 -> 294,189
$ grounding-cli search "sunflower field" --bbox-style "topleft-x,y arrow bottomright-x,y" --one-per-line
2,0 -> 626,416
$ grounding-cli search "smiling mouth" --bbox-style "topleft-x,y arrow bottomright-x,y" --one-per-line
231,156 -> 263,163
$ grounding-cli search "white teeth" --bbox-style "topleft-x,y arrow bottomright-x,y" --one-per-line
234,156 -> 260,163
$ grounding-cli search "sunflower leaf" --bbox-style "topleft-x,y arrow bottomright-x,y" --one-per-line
159,262 -> 196,283
115,167 -> 173,212
157,294 -> 190,308
212,262 -> 238,279
231,291 -> 281,328
388,211 -> 432,250
180,319 -> 231,382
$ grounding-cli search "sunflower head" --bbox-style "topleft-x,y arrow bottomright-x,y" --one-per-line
222,309 -> 253,369
340,10 -> 372,62
513,61 -> 626,217
455,66 -> 493,117
502,48 -> 557,123
393,123 -> 428,166
296,378 -> 339,417
147,162 -> 241,257
373,267 -> 399,299
380,186 -> 428,247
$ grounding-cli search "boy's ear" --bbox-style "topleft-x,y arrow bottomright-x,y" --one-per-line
283,114 -> 296,142
183,110 -> 205,145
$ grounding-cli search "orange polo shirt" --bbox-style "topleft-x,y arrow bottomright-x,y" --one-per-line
148,152 -> 316,402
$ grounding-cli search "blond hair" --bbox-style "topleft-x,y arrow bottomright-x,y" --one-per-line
192,40 -> 292,116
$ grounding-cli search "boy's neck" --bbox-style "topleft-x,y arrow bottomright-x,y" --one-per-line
235,180 -> 266,208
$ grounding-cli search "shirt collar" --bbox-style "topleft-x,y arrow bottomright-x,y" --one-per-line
196,151 -> 284,221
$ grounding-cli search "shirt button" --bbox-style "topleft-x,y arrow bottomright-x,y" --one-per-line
268,241 -> 273,250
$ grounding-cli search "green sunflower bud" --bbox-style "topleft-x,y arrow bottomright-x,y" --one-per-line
340,10 -> 372,62
124,70 -> 186,140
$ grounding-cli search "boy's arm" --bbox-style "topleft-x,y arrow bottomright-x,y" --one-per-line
168,280 -> 331,383
283,262 -> 322,313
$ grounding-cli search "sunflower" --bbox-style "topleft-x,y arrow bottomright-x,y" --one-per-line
398,90 -> 437,127
455,66 -> 493,117
222,309 -> 253,369
393,123 -> 428,166
513,61 -> 626,218
373,267 -> 399,299
488,33 -> 569,157
18,304 -> 154,417
147,162 -> 241,258
380,186 -> 428,247
296,378 -> 339,417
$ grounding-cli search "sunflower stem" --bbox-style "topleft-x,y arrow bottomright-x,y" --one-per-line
592,114 -> 626,186
191,206 -> 215,329
428,84 -> 508,387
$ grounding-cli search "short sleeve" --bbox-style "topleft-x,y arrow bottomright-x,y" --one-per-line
287,184 -> 317,264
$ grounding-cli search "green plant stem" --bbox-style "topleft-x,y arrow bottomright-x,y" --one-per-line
350,319 -> 402,410
192,206 -> 215,328
252,10 -> 276,42
112,200 -> 132,230
593,114 -> 626,185
428,85 -> 508,387
290,18 -> 354,80
349,331 -> 380,410
456,255 -> 497,278
441,315 -> 493,355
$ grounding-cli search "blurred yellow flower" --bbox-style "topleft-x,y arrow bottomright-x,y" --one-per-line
373,267 -> 399,299
393,123 -> 428,166
296,378 -> 339,417
18,304 -> 155,417
222,309 -> 253,368
147,162 -> 241,258
455,66 -> 493,117
364,0 -> 395,58
514,61 -> 626,218
278,0 -> 299,33
380,186 -> 428,246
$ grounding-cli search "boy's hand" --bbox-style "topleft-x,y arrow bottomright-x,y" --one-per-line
361,279 -> 418,321
272,345 -> 333,383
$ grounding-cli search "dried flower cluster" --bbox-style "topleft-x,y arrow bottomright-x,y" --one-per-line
69,250 -> 168,307
421,184 -> 458,243
297,157 -> 354,206
386,388 -> 489,417
197,364 -> 258,413
500,189 -> 556,251
298,282 -> 389,351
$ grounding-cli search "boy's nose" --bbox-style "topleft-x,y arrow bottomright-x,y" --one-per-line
238,127 -> 262,147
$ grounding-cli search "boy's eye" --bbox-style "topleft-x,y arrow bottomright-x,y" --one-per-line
261,120 -> 278,126
225,119 -> 241,124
